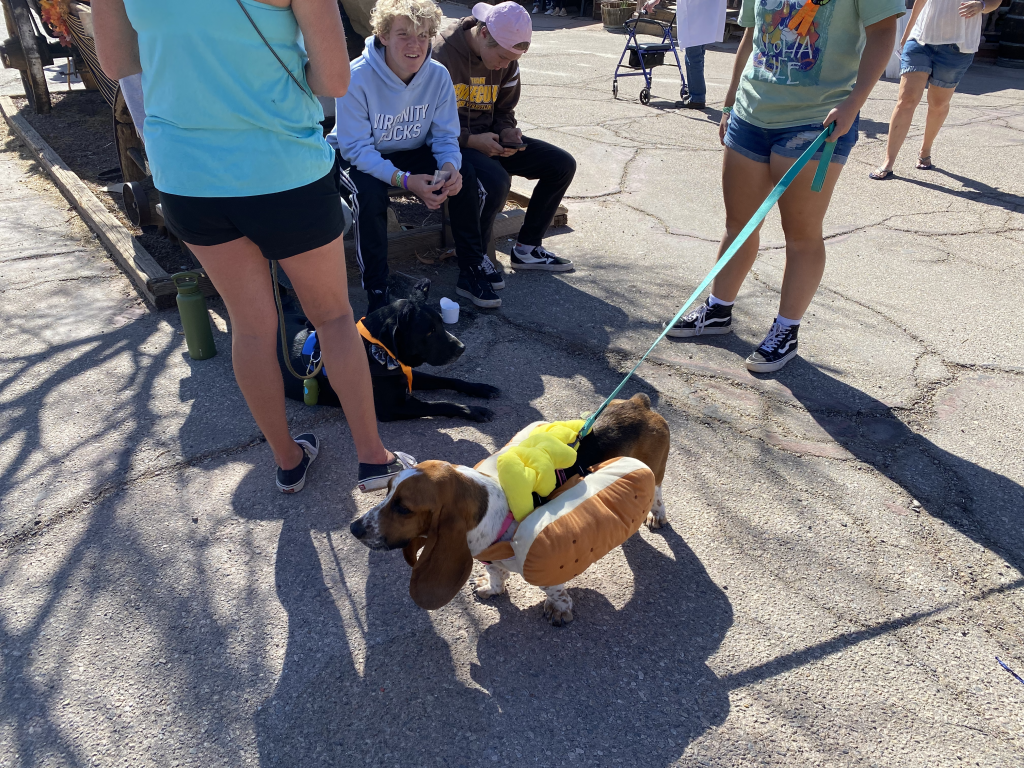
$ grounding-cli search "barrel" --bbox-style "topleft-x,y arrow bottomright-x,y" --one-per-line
997,0 -> 1024,68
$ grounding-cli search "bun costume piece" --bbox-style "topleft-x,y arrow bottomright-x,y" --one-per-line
474,421 -> 656,587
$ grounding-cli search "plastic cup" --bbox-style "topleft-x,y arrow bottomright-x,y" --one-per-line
440,297 -> 460,324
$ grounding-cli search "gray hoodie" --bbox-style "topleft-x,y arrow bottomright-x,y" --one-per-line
328,35 -> 462,184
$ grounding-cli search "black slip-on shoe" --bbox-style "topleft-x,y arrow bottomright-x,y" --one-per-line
276,433 -> 320,494
357,450 -> 417,493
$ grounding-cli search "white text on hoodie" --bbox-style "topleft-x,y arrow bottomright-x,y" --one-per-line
374,104 -> 430,142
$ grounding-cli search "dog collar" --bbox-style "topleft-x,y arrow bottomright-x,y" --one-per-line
477,511 -> 517,565
356,318 -> 414,394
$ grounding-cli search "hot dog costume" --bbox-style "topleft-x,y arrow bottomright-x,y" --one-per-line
473,421 -> 656,587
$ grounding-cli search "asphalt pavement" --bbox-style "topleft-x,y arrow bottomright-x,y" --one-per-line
1,8 -> 1022,767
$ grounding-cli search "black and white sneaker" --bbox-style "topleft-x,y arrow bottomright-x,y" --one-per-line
357,450 -> 417,493
746,321 -> 799,373
478,256 -> 505,290
456,268 -> 502,308
511,244 -> 573,272
665,298 -> 732,338
276,433 -> 320,494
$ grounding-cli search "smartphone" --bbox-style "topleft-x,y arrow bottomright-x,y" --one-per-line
431,169 -> 451,195
500,141 -> 526,149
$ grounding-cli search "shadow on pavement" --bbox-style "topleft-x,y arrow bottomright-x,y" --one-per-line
241,476 -> 731,766
771,359 -> 1024,575
896,167 -> 1024,213
471,527 -> 732,765
0,319 -> 258,766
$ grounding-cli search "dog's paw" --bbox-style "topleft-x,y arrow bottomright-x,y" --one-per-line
645,510 -> 667,529
542,589 -> 574,627
467,406 -> 495,423
474,573 -> 505,599
466,383 -> 501,399
646,486 -> 667,529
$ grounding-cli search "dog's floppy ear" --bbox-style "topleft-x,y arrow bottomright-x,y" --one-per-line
403,537 -> 427,567
408,485 -> 474,610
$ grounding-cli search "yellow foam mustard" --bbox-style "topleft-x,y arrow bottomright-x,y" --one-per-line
495,420 -> 585,521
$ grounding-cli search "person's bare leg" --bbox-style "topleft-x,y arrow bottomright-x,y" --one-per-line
875,72 -> 928,173
187,237 -> 304,471
770,152 -> 844,321
919,82 -> 956,163
279,237 -> 391,466
709,148 -> 774,302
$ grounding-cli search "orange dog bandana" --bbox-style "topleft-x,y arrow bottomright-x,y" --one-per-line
356,318 -> 414,394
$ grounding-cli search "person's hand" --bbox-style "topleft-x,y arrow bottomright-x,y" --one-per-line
499,127 -> 525,153
466,132 -> 516,158
719,111 -> 730,146
959,0 -> 985,18
822,98 -> 858,143
407,174 -> 447,209
441,162 -> 462,196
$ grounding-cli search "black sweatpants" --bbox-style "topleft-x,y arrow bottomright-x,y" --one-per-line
461,137 -> 576,248
343,145 -> 487,295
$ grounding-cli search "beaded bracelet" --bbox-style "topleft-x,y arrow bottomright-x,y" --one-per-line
391,169 -> 403,187
722,105 -> 733,115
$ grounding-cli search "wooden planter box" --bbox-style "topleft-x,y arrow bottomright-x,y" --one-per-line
602,1 -> 637,29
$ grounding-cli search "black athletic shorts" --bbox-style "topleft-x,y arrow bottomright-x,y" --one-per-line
158,155 -> 345,261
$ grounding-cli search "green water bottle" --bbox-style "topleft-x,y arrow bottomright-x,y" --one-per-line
172,272 -> 216,360
303,377 -> 319,406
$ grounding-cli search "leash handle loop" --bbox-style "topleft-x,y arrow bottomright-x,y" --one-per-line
274,259 -> 324,381
579,124 -> 836,438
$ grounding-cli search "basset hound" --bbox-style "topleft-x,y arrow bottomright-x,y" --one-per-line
350,394 -> 670,625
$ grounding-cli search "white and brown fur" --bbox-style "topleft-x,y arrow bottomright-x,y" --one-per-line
349,393 -> 670,625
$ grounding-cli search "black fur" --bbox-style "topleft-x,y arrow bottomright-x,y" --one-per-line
277,278 -> 499,422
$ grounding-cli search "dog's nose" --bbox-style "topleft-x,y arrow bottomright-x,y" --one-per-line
350,518 -> 367,538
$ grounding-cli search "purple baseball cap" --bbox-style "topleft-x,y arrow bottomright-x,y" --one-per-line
472,2 -> 532,51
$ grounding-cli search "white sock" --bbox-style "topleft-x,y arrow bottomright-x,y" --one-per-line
514,242 -> 534,255
775,314 -> 801,328
708,294 -> 734,308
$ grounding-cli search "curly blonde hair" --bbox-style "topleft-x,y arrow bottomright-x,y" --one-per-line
370,0 -> 444,39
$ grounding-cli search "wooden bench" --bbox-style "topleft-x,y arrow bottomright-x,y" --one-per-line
379,188 -> 569,261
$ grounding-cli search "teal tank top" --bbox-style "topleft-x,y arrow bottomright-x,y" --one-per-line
123,0 -> 333,197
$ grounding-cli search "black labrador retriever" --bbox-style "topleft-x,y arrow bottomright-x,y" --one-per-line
277,279 -> 499,422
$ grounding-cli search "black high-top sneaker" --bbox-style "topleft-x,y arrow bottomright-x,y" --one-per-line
746,321 -> 799,373
456,267 -> 502,308
478,256 -> 505,290
664,298 -> 733,338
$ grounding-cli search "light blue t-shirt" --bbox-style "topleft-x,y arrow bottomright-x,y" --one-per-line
124,0 -> 333,197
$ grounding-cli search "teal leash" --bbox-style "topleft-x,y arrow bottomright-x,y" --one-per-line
579,123 -> 837,438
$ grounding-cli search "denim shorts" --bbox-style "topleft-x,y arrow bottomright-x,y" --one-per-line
724,113 -> 859,166
900,39 -> 974,89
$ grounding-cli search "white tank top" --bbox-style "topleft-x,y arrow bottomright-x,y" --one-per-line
909,0 -> 983,54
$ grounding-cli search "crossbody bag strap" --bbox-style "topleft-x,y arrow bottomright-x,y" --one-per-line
233,0 -> 316,103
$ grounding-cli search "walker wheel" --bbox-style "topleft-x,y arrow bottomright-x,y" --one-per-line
640,88 -> 650,106
612,81 -> 618,98
680,86 -> 686,100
